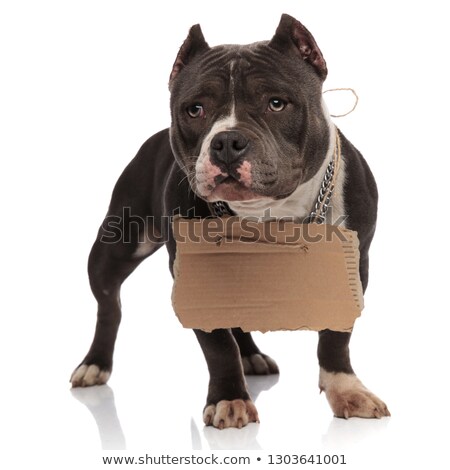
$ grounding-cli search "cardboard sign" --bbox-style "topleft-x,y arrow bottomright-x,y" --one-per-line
171,216 -> 364,333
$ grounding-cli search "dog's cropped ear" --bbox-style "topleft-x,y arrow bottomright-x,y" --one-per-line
269,14 -> 327,80
169,25 -> 210,89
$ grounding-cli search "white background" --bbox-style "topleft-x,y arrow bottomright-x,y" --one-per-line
1,0 -> 449,468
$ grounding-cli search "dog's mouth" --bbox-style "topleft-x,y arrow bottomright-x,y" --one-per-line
194,156 -> 264,202
214,174 -> 236,186
209,176 -> 262,202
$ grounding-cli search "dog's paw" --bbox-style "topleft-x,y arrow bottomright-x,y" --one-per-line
203,399 -> 259,429
242,354 -> 279,375
319,370 -> 390,419
70,364 -> 111,388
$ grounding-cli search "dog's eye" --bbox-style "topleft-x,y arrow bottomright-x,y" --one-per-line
268,98 -> 286,112
187,104 -> 205,119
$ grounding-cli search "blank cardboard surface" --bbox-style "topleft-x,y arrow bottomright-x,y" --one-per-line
171,217 -> 364,333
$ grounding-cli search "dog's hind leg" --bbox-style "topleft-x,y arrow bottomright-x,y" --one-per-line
231,328 -> 279,375
71,219 -> 162,387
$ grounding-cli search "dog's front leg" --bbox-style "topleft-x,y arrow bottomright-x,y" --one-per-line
317,329 -> 390,418
194,329 -> 259,429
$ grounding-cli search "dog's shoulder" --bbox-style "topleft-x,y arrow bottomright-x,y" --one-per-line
128,128 -> 173,172
108,128 -> 175,211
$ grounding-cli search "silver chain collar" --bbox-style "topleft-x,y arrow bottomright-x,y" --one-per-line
306,158 -> 335,224
210,200 -> 233,218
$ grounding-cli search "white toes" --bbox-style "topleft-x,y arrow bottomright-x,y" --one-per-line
262,355 -> 279,374
70,364 -> 110,387
319,369 -> 390,419
242,354 -> 279,375
203,399 -> 259,429
249,354 -> 270,374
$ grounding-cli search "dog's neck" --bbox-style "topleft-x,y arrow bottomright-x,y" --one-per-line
229,101 -> 344,223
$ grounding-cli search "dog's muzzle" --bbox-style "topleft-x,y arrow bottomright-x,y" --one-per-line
195,130 -> 260,202
210,131 -> 249,173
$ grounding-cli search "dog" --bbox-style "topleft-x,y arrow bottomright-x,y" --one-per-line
71,14 -> 390,428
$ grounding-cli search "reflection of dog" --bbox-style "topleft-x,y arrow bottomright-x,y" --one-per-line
71,14 -> 390,428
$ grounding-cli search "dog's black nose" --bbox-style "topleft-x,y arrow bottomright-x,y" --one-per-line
210,131 -> 249,169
